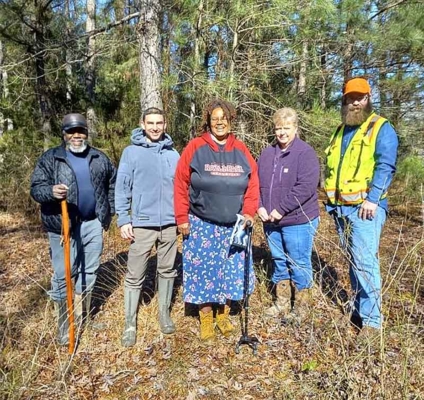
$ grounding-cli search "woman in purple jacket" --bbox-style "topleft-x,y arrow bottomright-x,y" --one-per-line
257,107 -> 320,323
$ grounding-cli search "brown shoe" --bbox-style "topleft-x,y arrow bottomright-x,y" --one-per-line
264,280 -> 292,317
357,326 -> 381,352
282,287 -> 313,326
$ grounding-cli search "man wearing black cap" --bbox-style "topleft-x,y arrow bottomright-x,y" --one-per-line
30,113 -> 116,345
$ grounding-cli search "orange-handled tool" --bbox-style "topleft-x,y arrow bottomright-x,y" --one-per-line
61,200 -> 75,354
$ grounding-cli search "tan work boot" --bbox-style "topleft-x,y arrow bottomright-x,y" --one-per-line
216,305 -> 234,337
357,326 -> 381,353
283,287 -> 313,326
199,310 -> 215,341
264,280 -> 292,317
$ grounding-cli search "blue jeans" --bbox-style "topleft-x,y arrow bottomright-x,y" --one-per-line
332,206 -> 386,329
48,218 -> 103,302
265,218 -> 319,290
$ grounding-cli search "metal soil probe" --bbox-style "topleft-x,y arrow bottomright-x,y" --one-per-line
235,221 -> 259,355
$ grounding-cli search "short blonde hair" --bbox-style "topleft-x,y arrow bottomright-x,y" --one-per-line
272,107 -> 299,127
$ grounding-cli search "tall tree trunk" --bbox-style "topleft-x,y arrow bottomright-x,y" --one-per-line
378,9 -> 388,114
203,46 -> 211,80
137,0 -> 163,113
392,58 -> 403,128
343,22 -> 354,81
34,28 -> 52,150
0,40 -> 5,136
378,55 -> 388,114
189,0 -> 203,138
0,40 -> 13,135
235,28 -> 256,144
86,0 -> 97,138
228,17 -> 239,102
65,0 -> 72,105
320,46 -> 327,109
297,40 -> 308,108
162,10 -> 171,117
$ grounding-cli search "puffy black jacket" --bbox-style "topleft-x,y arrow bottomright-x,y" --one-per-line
30,144 -> 116,234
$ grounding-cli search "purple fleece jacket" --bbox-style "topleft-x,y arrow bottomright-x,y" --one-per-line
257,137 -> 320,227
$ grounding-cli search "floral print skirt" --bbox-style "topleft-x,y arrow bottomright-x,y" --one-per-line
182,214 -> 255,305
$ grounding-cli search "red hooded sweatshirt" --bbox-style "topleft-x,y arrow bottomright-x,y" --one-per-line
174,132 -> 259,225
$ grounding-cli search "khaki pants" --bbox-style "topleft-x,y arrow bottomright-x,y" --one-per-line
125,225 -> 178,289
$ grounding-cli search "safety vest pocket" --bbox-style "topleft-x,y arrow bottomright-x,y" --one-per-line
325,146 -> 338,170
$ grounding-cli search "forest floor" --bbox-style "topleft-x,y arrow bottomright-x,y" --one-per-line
0,197 -> 423,400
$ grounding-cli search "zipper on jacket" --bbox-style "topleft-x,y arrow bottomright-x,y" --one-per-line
269,148 -> 279,211
63,156 -> 79,207
87,153 -> 98,217
159,150 -> 163,232
279,161 -> 285,182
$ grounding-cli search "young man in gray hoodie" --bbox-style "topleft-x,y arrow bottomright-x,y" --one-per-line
115,107 -> 180,347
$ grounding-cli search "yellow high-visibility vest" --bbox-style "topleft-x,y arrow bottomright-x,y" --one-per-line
324,113 -> 388,205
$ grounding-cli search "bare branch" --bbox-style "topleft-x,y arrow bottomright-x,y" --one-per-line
83,12 -> 141,39
369,0 -> 410,20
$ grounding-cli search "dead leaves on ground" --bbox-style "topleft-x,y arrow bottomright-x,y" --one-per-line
0,209 -> 423,399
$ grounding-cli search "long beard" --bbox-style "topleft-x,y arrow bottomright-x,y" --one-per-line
341,102 -> 373,126
67,140 -> 88,153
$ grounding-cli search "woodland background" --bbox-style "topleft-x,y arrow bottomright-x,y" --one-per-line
0,1 -> 423,399
0,0 -> 423,207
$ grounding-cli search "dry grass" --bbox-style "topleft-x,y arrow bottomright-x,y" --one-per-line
0,202 -> 423,400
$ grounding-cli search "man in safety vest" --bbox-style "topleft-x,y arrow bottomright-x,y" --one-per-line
324,77 -> 398,343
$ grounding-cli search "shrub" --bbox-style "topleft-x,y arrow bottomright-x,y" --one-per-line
394,155 -> 424,202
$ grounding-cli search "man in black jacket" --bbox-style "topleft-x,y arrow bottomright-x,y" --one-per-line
30,113 -> 116,345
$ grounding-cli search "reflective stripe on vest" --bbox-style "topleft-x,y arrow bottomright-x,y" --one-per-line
324,113 -> 388,205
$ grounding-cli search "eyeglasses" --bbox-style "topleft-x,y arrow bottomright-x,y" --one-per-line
211,116 -> 228,123
64,128 -> 88,136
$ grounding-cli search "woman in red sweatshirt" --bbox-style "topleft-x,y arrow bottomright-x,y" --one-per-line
174,99 -> 259,341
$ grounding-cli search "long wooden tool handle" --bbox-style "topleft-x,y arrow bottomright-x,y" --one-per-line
61,200 -> 75,354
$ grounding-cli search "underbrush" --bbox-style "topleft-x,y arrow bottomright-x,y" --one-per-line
392,155 -> 424,205
0,205 -> 423,399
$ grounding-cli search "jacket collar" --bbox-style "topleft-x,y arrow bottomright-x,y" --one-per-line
54,143 -> 96,160
130,127 -> 174,150
201,131 -> 236,151
273,136 -> 302,157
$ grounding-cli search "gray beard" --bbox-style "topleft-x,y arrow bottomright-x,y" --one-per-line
341,102 -> 373,126
67,141 -> 88,153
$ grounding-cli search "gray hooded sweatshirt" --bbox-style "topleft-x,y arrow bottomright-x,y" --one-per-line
115,128 -> 180,228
